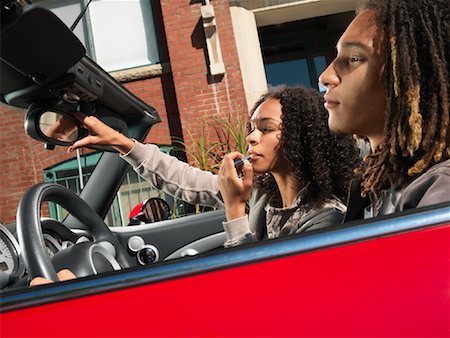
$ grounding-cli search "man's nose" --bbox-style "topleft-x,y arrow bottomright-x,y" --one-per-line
319,62 -> 340,90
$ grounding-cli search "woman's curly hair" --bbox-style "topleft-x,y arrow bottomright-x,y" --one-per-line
358,0 -> 450,197
253,85 -> 360,208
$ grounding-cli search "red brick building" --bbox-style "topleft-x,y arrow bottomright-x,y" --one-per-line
0,0 -> 359,225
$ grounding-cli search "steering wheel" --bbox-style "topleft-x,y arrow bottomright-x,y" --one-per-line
16,183 -> 132,281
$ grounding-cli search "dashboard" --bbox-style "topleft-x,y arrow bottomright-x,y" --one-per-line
0,224 -> 23,277
0,221 -> 80,290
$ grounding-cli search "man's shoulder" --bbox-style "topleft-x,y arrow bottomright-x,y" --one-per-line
420,158 -> 450,176
407,158 -> 450,188
400,158 -> 450,209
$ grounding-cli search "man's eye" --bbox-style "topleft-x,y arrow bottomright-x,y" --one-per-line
349,56 -> 362,63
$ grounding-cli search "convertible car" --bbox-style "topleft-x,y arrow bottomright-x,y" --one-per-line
0,3 -> 449,337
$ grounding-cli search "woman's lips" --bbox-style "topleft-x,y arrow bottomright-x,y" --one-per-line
248,152 -> 261,160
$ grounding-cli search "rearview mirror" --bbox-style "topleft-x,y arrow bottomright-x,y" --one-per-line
25,104 -> 87,146
1,2 -> 160,149
25,102 -> 129,150
39,111 -> 81,144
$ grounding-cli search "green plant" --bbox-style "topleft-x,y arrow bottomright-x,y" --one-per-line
173,111 -> 248,174
172,111 -> 248,213
212,112 -> 248,163
173,125 -> 221,173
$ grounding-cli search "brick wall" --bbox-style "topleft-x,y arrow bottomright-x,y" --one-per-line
160,0 -> 248,143
124,77 -> 171,145
0,0 -> 248,224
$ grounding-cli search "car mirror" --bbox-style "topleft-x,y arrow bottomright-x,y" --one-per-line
1,3 -> 160,149
143,198 -> 172,223
39,111 -> 81,144
25,104 -> 87,146
129,198 -> 172,225
25,102 -> 129,151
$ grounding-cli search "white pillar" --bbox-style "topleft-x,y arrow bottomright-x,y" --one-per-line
230,6 -> 268,110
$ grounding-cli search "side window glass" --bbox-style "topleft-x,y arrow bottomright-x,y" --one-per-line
44,151 -> 100,221
106,166 -> 199,227
43,147 -> 207,226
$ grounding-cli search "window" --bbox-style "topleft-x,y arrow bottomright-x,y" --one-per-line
43,152 -> 100,222
259,12 -> 354,91
37,0 -> 160,72
43,147 -> 198,226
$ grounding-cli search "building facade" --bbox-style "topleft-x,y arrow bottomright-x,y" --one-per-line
0,0 -> 359,225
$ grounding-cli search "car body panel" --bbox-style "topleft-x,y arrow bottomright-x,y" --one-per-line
1,4 -> 449,338
1,220 -> 448,337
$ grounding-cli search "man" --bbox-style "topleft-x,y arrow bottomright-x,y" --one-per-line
319,0 -> 450,220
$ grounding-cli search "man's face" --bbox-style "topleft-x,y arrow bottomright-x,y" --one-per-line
319,9 -> 387,149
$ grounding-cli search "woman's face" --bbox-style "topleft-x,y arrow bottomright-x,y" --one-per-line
246,98 -> 286,175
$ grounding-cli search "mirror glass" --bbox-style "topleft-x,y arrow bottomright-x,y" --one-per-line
143,197 -> 172,223
39,111 -> 79,143
128,198 -> 172,225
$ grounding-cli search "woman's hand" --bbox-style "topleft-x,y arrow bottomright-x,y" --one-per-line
68,113 -> 135,155
45,116 -> 78,142
218,152 -> 253,221
30,269 -> 76,286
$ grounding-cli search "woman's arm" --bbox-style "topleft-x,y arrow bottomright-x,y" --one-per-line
69,114 -> 222,208
122,142 -> 222,207
222,215 -> 257,247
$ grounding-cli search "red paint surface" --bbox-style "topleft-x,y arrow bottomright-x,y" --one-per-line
1,225 -> 449,337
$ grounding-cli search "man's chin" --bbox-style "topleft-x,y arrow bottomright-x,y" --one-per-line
327,121 -> 346,135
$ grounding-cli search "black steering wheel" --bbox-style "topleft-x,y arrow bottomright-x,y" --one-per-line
16,183 -> 132,281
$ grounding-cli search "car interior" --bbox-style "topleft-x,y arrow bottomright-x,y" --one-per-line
1,2 -> 449,311
0,3 -> 227,289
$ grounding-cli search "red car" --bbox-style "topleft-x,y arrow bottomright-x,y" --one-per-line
1,4 -> 449,338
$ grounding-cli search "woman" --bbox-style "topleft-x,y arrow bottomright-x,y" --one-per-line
218,86 -> 360,245
68,85 -> 359,246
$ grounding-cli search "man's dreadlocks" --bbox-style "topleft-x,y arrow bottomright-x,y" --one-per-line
359,0 -> 450,197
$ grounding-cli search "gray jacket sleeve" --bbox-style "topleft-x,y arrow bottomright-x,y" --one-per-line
222,215 -> 256,247
120,141 -> 223,208
222,189 -> 267,247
